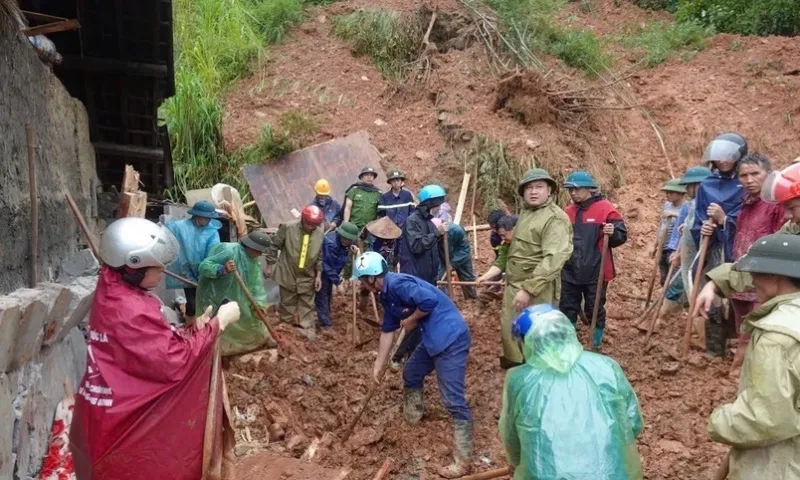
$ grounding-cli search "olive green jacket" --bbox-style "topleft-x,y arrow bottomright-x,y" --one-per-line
268,220 -> 323,291
707,292 -> 800,480
505,197 -> 573,298
707,220 -> 800,295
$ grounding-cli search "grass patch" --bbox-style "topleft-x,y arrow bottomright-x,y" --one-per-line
676,0 -> 800,37
622,20 -> 712,67
484,0 -> 612,76
162,0 -> 319,200
332,9 -> 424,81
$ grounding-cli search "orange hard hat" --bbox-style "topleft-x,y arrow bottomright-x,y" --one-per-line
301,205 -> 324,225
314,179 -> 331,196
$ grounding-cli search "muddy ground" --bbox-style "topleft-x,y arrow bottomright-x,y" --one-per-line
223,0 -> 800,478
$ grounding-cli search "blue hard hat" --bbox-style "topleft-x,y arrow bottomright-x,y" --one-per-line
512,304 -> 556,339
187,200 -> 221,219
352,251 -> 388,280
563,171 -> 598,189
678,166 -> 712,185
418,184 -> 446,204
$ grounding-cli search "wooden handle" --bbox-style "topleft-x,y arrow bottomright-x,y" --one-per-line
65,192 -> 100,257
459,466 -> 512,480
371,458 -> 393,480
588,233 -> 611,349
437,280 -> 504,286
232,268 -> 280,345
442,231 -> 454,297
201,338 -> 221,479
682,234 -> 711,357
643,264 -> 675,346
644,226 -> 667,311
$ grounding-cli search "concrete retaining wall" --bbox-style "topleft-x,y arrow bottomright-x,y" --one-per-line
0,276 -> 95,479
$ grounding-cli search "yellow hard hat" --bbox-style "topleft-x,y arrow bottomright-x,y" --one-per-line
314,179 -> 331,196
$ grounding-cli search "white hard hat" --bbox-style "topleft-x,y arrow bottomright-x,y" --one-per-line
99,217 -> 179,269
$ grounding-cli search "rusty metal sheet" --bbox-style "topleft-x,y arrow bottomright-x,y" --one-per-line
243,131 -> 386,226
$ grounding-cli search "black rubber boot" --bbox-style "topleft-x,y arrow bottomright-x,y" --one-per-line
705,305 -> 727,357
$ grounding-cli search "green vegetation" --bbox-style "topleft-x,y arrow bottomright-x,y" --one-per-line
676,0 -> 800,37
630,0 -> 679,11
485,0 -> 612,75
623,20 -> 712,67
469,136 -> 530,212
162,0 -> 319,200
332,9 -> 424,81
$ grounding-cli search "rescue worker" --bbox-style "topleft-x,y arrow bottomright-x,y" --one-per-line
483,209 -> 509,298
70,217 -> 241,479
691,132 -> 748,264
339,166 -> 381,232
439,222 -> 478,299
720,153 -> 785,373
354,252 -> 473,478
399,184 -> 447,285
268,205 -> 325,331
198,230 -> 277,355
309,178 -> 341,229
165,200 -> 222,322
652,179 -> 686,285
695,233 -> 800,480
500,168 -> 573,368
315,222 -> 359,329
500,305 -> 643,479
477,215 -> 518,307
560,171 -> 627,348
366,216 -> 403,269
377,170 -> 415,229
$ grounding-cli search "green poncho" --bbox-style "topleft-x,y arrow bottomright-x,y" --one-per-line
197,242 -> 271,356
499,310 -> 643,479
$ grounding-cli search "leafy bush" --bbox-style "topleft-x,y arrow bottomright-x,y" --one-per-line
332,9 -> 424,81
543,27 -> 611,74
623,20 -> 712,67
630,0 -> 679,12
675,0 -> 800,37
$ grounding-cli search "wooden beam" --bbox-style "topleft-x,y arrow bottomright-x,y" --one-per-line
60,56 -> 169,77
24,19 -> 80,37
452,172 -> 470,226
93,142 -> 165,161
22,10 -> 67,23
117,165 -> 147,218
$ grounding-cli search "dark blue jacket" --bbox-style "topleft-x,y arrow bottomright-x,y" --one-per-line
691,172 -> 744,262
398,205 -> 440,284
321,232 -> 350,284
310,196 -> 342,224
379,272 -> 469,356
377,188 -> 415,228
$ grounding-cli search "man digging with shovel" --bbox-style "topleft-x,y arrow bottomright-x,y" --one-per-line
354,251 -> 474,478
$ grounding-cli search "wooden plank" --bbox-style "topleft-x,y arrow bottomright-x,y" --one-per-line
60,56 -> 169,77
93,142 -> 165,160
24,19 -> 80,37
243,131 -> 387,226
117,165 -> 147,218
452,173 -> 470,226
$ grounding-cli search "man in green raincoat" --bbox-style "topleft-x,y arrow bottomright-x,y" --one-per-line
267,205 -> 325,330
439,222 -> 477,299
500,305 -> 643,479
695,233 -> 800,480
197,231 -> 276,356
500,168 -> 573,368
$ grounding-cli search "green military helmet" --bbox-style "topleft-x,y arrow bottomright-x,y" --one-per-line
336,222 -> 360,242
240,231 -> 271,253
661,178 -> 686,193
679,166 -> 712,185
518,168 -> 557,196
359,166 -> 378,180
734,233 -> 800,279
387,170 -> 405,182
563,170 -> 598,189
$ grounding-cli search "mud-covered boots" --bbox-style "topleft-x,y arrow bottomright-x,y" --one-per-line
705,305 -> 727,357
438,419 -> 473,479
403,388 -> 424,424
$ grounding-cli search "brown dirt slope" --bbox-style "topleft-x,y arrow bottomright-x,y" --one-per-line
223,1 -> 800,479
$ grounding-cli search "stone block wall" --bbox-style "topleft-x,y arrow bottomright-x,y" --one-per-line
0,277 -> 94,479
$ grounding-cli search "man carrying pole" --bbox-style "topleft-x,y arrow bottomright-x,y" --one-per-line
500,168 -> 573,368
354,252 -> 473,478
559,171 -> 627,348
197,230 -> 278,355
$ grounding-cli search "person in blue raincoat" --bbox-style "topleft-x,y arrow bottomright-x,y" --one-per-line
315,222 -> 359,329
165,200 -> 222,320
500,305 -> 643,480
691,133 -> 748,264
354,252 -> 474,479
310,179 -> 341,230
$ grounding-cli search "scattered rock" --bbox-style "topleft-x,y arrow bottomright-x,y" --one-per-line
415,150 -> 430,160
268,349 -> 279,363
235,444 -> 255,456
252,379 -> 270,395
346,426 -> 384,450
374,119 -> 387,126
661,362 -> 681,375
301,374 -> 315,387
268,423 -> 286,442
264,401 -> 290,429
526,139 -> 541,150
286,434 -> 310,454
627,208 -> 640,220
239,353 -> 265,367
317,15 -> 327,23
361,75 -> 369,81
687,354 -> 706,368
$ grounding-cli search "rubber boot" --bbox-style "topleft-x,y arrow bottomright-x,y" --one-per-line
705,305 -> 727,357
438,419 -> 473,479
592,327 -> 604,348
403,388 -> 424,424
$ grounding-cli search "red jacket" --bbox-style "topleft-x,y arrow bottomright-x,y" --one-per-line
563,194 -> 627,284
69,266 -> 225,479
731,194 -> 786,301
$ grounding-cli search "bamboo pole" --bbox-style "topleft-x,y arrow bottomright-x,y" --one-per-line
683,234 -> 711,357
458,466 -> 512,480
643,264 -> 675,346
465,223 -> 491,232
201,336 -> 221,478
588,233 -> 611,350
26,126 -> 38,287
232,269 -> 283,348
372,458 -> 393,480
